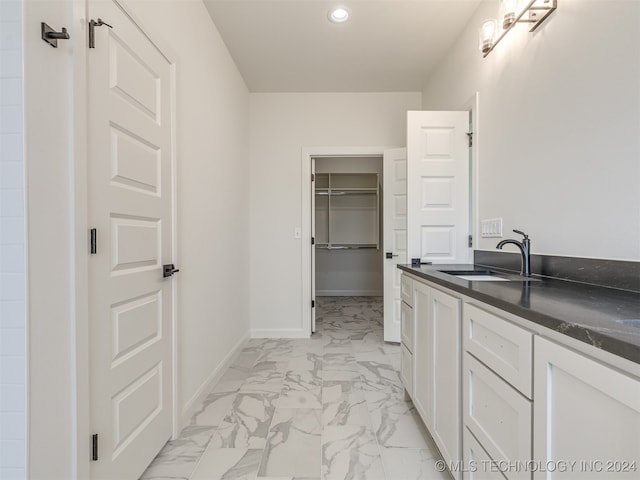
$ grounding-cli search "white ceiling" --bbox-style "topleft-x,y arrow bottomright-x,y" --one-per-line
202,0 -> 482,93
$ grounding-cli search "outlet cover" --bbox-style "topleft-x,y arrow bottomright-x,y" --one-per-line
480,218 -> 503,238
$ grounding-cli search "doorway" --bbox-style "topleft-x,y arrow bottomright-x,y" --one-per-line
302,147 -> 391,336
312,156 -> 384,327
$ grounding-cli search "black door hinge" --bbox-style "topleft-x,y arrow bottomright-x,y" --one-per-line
92,434 -> 98,461
311,237 -> 315,245
90,228 -> 97,254
468,235 -> 473,248
467,132 -> 473,147
311,173 -> 315,182
311,300 -> 315,308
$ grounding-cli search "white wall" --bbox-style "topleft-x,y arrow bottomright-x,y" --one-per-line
123,0 -> 251,430
23,1 -> 75,477
21,0 -> 250,477
0,1 -> 26,479
249,93 -> 421,336
422,0 -> 640,261
315,156 -> 383,296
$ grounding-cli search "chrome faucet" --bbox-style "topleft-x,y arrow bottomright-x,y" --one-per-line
496,229 -> 531,277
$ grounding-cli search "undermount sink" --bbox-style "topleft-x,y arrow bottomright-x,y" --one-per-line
616,319 -> 640,328
438,269 -> 531,282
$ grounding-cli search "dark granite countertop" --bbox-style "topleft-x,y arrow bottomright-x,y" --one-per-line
398,264 -> 640,365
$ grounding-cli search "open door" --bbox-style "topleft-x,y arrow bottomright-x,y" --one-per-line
311,158 -> 316,333
382,148 -> 407,343
87,0 -> 175,477
407,111 -> 470,264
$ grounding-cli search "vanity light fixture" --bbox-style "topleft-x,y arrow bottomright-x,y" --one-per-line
479,19 -> 498,55
328,6 -> 350,23
500,0 -> 518,29
480,0 -> 557,57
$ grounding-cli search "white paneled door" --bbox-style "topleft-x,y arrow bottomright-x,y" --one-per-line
311,158 -> 317,333
382,147 -> 407,342
88,1 -> 175,478
407,111 -> 470,264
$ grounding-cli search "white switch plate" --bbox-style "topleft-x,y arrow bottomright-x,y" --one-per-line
294,227 -> 301,239
480,218 -> 503,237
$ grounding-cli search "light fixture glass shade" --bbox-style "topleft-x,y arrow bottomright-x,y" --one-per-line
479,19 -> 498,54
500,0 -> 518,29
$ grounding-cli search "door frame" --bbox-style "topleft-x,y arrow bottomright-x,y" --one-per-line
300,93 -> 480,338
465,92 -> 481,254
72,1 -> 179,478
301,146 -> 395,336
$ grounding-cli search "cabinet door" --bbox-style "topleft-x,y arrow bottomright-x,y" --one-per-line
534,337 -> 640,480
401,300 -> 414,353
400,343 -> 413,396
431,287 -> 462,475
413,281 -> 433,426
414,281 -> 463,479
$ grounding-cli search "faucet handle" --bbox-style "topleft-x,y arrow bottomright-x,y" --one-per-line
513,229 -> 529,239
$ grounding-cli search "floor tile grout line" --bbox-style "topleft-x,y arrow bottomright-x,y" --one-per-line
146,297 -> 416,480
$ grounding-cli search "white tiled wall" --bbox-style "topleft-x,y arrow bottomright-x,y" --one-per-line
0,1 -> 26,479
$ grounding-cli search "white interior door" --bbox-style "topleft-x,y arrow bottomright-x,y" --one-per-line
407,111 -> 470,264
311,158 -> 316,333
382,147 -> 407,343
88,1 -> 174,478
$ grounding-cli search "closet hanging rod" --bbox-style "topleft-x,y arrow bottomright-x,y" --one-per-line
316,245 -> 378,250
315,190 -> 377,196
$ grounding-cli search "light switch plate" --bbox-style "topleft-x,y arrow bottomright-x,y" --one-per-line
480,218 -> 503,237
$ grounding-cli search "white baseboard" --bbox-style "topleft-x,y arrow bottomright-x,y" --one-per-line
179,331 -> 249,430
316,290 -> 383,297
250,328 -> 311,339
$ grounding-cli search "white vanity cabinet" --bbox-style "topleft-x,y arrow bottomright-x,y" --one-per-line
533,336 -> 640,480
413,279 -> 462,478
400,269 -> 640,480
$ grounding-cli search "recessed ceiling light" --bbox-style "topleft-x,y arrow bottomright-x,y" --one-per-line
328,7 -> 350,23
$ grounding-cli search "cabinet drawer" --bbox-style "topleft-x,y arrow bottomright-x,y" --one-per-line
463,303 -> 533,398
463,353 -> 531,480
401,274 -> 413,306
401,300 -> 414,352
400,343 -> 413,396
463,427 -> 507,480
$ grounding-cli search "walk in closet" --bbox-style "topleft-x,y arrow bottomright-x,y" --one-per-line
314,157 -> 383,296
315,172 -> 379,248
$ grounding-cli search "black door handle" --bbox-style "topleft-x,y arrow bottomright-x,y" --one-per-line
163,264 -> 180,278
385,252 -> 399,259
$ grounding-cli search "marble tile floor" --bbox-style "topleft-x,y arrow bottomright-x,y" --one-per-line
140,296 -> 449,480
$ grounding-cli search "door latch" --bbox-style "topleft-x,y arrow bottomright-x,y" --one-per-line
163,264 -> 180,278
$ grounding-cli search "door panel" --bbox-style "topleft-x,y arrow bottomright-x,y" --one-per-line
407,111 -> 470,264
88,1 -> 174,478
383,147 -> 407,342
311,158 -> 316,332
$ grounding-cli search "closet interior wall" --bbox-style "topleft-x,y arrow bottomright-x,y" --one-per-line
314,156 -> 383,296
